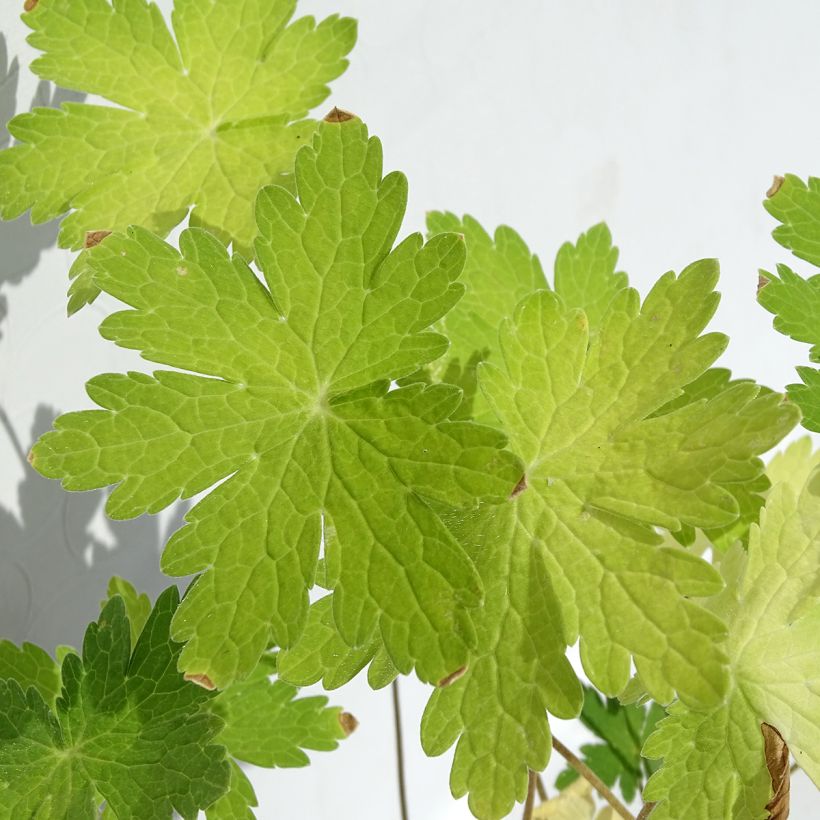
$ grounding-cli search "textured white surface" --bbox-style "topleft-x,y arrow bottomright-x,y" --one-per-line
1,1 -> 819,817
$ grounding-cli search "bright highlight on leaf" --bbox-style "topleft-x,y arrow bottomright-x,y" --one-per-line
643,442 -> 820,819
0,586 -> 229,819
416,220 -> 798,820
0,0 -> 356,310
30,118 -> 523,691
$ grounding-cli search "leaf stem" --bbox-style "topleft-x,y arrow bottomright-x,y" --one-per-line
637,803 -> 656,819
391,679 -> 409,820
551,734 -> 635,820
535,772 -> 548,801
523,770 -> 537,820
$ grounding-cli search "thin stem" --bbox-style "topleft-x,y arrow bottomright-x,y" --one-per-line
391,680 -> 409,820
551,735 -> 635,820
637,803 -> 656,819
522,770 -> 537,820
535,773 -> 548,802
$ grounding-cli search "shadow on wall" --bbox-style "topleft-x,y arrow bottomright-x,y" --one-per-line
0,33 -> 85,335
0,405 -> 188,651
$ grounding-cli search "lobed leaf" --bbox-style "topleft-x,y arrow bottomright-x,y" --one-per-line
30,118 -> 523,690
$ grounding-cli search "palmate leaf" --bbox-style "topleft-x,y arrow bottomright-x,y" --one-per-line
30,118 -> 522,690
0,587 -> 229,819
420,260 -> 798,819
0,0 -> 356,310
643,443 -> 820,819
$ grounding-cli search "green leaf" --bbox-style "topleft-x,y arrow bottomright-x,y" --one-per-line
764,173 -> 820,268
0,587 -> 229,819
644,450 -> 820,818
553,222 -> 628,332
212,653 -> 349,768
421,263 -> 798,820
423,212 -> 545,421
101,575 -> 152,647
555,686 -> 663,804
758,263 -> 820,430
205,761 -> 257,820
0,641 -> 61,709
30,118 -> 523,690
0,0 -> 356,306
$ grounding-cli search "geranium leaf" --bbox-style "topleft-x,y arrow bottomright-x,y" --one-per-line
0,0 -> 356,309
420,260 -> 798,820
643,444 -> 820,818
0,586 -> 229,819
30,118 -> 523,690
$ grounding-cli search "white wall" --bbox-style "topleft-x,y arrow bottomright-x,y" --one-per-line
1,1 -> 818,817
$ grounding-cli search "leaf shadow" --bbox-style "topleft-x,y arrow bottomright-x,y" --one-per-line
0,33 -> 85,336
0,404 -> 187,651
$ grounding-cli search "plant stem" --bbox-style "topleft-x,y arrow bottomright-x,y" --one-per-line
535,773 -> 548,801
637,803 -> 656,819
522,770 -> 537,820
391,679 -> 409,820
551,735 -> 635,820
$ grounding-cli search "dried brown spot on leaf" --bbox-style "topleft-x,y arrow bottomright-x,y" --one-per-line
338,711 -> 359,736
84,230 -> 112,249
510,474 -> 528,499
184,672 -> 216,691
767,175 -> 785,198
762,722 -> 790,820
324,106 -> 357,124
438,665 -> 467,687
23,0 -> 38,11
758,273 -> 770,295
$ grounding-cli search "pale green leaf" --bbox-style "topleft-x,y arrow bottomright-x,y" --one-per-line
31,119 -> 522,689
0,0 -> 356,307
423,212 -> 545,421
421,262 -> 798,820
643,454 -> 820,818
0,587 -> 229,819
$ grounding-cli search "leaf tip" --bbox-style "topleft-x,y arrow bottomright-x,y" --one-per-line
757,273 -> 769,295
338,711 -> 359,736
762,723 -> 790,819
766,175 -> 785,198
84,230 -> 111,249
437,665 -> 467,688
23,0 -> 37,10
323,107 -> 357,124
183,672 -> 216,691
26,448 -> 35,466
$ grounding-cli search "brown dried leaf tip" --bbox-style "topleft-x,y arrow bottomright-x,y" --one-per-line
84,230 -> 111,249
762,723 -> 790,820
324,107 -> 357,124
767,175 -> 785,198
758,273 -> 770,295
437,665 -> 467,688
510,474 -> 528,499
26,449 -> 35,466
338,711 -> 359,736
23,0 -> 38,11
184,672 -> 216,691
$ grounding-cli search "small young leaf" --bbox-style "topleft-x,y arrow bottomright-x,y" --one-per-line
0,0 -> 356,281
643,445 -> 820,818
30,118 -> 523,690
0,587 -> 229,819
